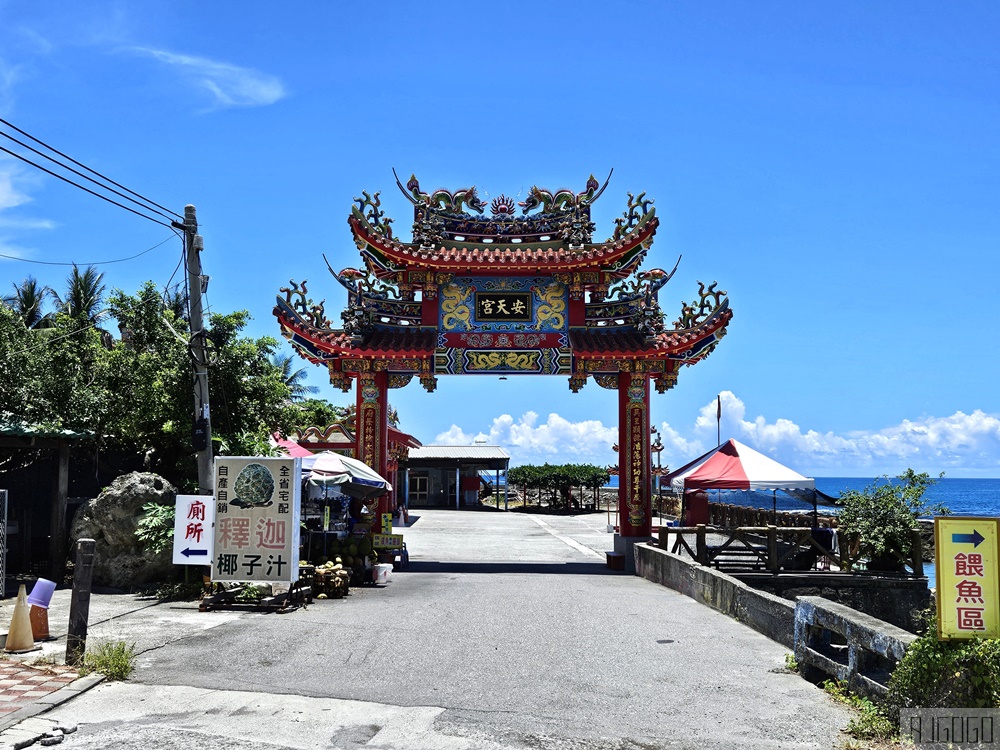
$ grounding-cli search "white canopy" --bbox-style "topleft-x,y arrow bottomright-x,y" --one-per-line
667,439 -> 816,493
302,451 -> 392,499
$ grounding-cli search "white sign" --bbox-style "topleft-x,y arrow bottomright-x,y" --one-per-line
211,457 -> 301,583
172,494 -> 215,565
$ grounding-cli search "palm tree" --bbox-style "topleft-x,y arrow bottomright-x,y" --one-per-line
55,264 -> 108,326
272,352 -> 319,401
162,284 -> 188,322
3,276 -> 55,329
55,264 -> 114,347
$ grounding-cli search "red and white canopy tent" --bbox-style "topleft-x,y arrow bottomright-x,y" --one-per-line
664,439 -> 834,523
667,439 -> 815,493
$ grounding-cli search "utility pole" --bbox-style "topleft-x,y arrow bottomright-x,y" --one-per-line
180,205 -> 213,494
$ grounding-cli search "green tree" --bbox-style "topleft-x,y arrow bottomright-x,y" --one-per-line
271,352 -> 319,401
0,302 -> 44,422
55,264 -> 113,348
3,276 -> 319,490
32,312 -> 109,431
1,290 -> 107,433
103,282 -> 192,477
837,469 -> 947,569
3,276 -> 55,329
507,463 -> 610,510
101,283 -> 299,487
56,265 -> 107,324
290,398 -> 352,430
205,310 -> 296,460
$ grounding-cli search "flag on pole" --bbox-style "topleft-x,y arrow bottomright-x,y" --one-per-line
717,395 -> 722,446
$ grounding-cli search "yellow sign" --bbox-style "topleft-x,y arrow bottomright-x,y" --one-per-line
372,533 -> 404,549
381,513 -> 393,534
935,517 -> 1000,640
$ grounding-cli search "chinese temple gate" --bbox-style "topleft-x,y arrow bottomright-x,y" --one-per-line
274,172 -> 732,545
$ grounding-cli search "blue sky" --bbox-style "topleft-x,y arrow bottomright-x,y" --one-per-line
1,2 -> 998,477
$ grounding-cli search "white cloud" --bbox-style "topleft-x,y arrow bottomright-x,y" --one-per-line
0,216 -> 54,230
0,163 -> 31,211
440,390 -> 1000,476
435,411 -> 617,466
0,59 -> 17,112
14,27 -> 53,56
0,238 -> 31,260
677,390 -> 1000,475
133,48 -> 285,108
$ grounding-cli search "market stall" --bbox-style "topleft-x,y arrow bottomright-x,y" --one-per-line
300,452 -> 396,594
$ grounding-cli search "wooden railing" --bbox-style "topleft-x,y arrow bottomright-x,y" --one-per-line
707,502 -> 837,529
658,525 -> 925,577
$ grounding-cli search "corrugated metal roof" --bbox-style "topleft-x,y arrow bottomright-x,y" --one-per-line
406,445 -> 510,461
0,422 -> 93,439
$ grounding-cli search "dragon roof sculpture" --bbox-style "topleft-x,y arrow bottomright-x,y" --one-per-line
275,172 -> 732,393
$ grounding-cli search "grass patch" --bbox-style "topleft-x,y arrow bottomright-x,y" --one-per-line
822,680 -> 897,743
79,641 -> 136,681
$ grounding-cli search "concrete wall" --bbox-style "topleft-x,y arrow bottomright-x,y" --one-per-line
635,543 -> 924,697
734,572 -> 930,633
794,596 -> 917,699
634,542 -> 796,649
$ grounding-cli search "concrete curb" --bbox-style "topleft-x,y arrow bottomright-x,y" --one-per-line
0,673 -> 104,746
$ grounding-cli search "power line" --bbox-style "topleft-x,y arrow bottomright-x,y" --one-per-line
0,232 -> 180,266
0,117 -> 182,221
2,239 -> 190,358
0,144 -> 172,228
164,248 -> 186,291
0,130 -> 179,224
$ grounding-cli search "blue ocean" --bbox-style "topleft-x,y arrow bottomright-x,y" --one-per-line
814,477 -> 1000,518
614,475 -> 1000,518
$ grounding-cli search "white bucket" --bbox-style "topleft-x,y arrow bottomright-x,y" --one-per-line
373,564 -> 393,584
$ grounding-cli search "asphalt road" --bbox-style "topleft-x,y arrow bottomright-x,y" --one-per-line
38,509 -> 852,749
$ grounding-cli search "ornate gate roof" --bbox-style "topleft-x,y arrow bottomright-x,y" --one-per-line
274,173 -> 732,393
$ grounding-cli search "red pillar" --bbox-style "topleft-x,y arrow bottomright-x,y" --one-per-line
356,370 -> 390,533
617,371 -> 651,537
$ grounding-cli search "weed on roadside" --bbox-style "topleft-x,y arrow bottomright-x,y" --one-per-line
152,581 -> 205,602
79,641 -> 136,681
823,680 -> 897,743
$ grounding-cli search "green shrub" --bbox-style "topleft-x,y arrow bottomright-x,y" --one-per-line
135,501 -> 175,553
886,632 -> 1000,715
837,469 -> 947,565
80,641 -> 137,681
151,581 -> 205,602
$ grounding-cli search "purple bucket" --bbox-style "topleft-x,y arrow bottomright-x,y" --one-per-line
27,578 -> 56,609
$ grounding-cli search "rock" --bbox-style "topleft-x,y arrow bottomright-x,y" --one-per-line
69,472 -> 176,588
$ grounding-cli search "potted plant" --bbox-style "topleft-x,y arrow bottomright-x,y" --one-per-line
836,469 -> 948,572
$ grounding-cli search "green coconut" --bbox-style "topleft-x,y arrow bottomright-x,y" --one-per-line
232,463 -> 275,507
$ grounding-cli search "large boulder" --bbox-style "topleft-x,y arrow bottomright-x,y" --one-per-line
70,472 -> 176,588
